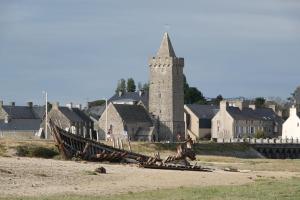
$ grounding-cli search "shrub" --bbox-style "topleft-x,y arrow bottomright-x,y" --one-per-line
254,130 -> 265,139
16,145 -> 59,158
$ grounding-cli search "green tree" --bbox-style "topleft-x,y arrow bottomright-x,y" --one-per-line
127,78 -> 136,92
142,82 -> 149,92
183,74 -> 206,104
211,94 -> 223,105
255,97 -> 265,108
185,87 -> 206,104
88,100 -> 106,108
115,79 -> 126,94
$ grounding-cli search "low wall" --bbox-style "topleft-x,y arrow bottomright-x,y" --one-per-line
0,131 -> 37,139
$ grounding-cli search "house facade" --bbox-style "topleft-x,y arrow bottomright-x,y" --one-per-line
184,104 -> 219,140
46,102 -> 94,139
98,103 -> 155,141
0,101 -> 44,139
282,106 -> 300,139
212,100 -> 283,140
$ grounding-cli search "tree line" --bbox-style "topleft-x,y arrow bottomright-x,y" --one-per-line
115,78 -> 149,93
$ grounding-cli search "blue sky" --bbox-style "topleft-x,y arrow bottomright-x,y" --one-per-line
0,0 -> 299,106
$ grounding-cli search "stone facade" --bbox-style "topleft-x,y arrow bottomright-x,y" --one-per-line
148,32 -> 185,141
98,103 -> 154,141
46,103 -> 94,139
184,104 -> 219,140
0,101 -> 44,139
212,100 -> 282,140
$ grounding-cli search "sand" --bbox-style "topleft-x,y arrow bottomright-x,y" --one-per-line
0,157 -> 298,198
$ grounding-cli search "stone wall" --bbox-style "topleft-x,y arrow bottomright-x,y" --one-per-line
148,57 -> 185,141
98,104 -> 124,140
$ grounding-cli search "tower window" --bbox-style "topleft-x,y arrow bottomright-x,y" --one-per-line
158,93 -> 161,98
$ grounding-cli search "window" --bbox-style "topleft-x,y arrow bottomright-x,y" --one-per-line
298,123 -> 299,127
239,126 -> 242,134
250,127 -> 254,134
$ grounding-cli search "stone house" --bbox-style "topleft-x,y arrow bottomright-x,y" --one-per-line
46,102 -> 94,139
282,106 -> 300,139
98,103 -> 155,141
184,104 -> 219,140
85,105 -> 106,136
211,100 -> 283,140
0,101 -> 44,139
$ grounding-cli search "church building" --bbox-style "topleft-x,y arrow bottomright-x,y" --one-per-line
96,32 -> 185,142
149,33 -> 185,141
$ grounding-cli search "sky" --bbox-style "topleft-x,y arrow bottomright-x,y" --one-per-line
0,0 -> 299,106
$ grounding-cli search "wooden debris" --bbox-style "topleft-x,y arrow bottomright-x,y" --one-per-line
49,120 -> 213,172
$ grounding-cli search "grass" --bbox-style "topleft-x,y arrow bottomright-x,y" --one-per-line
1,177 -> 300,200
0,139 -> 59,158
0,143 -> 6,156
197,155 -> 300,172
15,145 -> 59,158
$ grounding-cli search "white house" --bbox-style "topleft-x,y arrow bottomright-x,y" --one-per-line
282,106 -> 300,139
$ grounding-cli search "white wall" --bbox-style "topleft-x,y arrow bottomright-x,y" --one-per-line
282,107 -> 300,139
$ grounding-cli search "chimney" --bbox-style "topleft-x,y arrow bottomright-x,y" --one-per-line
4,116 -> 10,123
249,104 -> 256,110
10,102 -> 15,106
118,90 -> 123,97
66,102 -> 73,109
53,102 -> 59,109
220,100 -> 228,112
234,100 -> 246,110
268,104 -> 276,112
290,105 -> 297,116
139,89 -> 144,97
75,104 -> 82,110
27,102 -> 33,107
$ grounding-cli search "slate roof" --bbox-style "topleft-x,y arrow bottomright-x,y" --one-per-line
109,91 -> 149,108
186,104 -> 219,119
85,105 -> 106,120
113,104 -> 152,124
71,108 -> 92,123
0,119 -> 41,131
58,107 -> 83,122
227,107 -> 281,122
2,105 -> 45,119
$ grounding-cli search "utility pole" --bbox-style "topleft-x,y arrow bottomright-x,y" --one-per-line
43,91 -> 48,139
105,98 -> 108,138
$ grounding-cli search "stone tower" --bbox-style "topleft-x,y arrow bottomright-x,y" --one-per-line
149,32 -> 185,141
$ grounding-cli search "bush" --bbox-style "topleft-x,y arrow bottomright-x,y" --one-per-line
16,145 -> 59,158
254,130 -> 265,139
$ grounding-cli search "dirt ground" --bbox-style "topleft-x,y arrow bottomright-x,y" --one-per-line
0,157 -> 299,198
